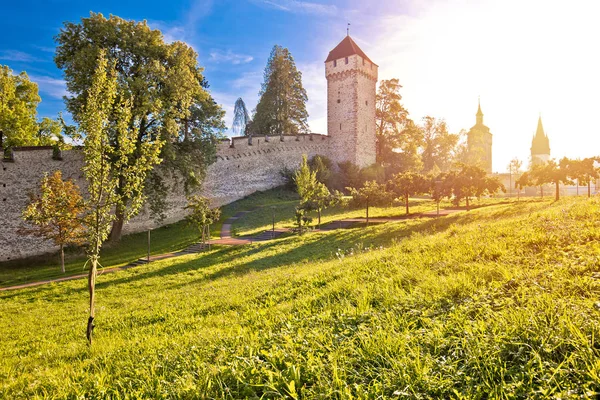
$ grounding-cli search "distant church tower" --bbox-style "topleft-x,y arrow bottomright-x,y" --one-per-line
325,35 -> 378,168
530,116 -> 550,165
467,99 -> 493,173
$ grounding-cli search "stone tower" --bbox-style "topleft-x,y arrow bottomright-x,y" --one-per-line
530,116 -> 550,165
467,99 -> 493,173
325,35 -> 378,168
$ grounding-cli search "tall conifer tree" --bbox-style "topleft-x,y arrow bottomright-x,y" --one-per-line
253,45 -> 309,136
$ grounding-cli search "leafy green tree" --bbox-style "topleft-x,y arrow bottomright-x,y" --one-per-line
568,158 -> 599,198
294,155 -> 317,203
507,158 -> 523,198
308,183 -> 334,228
55,12 -> 223,241
388,172 -> 429,214
185,196 -> 221,246
37,117 -> 65,146
252,45 -> 308,135
515,171 -> 531,199
375,79 -> 422,173
80,51 -> 162,345
420,116 -> 458,173
336,161 -> 363,192
348,181 -> 391,226
308,155 -> 332,186
0,66 -> 40,147
531,158 -> 571,201
451,164 -> 505,210
294,204 -> 313,235
21,171 -> 85,273
429,172 -> 454,211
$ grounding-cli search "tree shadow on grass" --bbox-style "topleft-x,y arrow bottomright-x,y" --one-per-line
2,201 -> 534,301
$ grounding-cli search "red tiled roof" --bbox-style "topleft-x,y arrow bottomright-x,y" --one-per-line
325,36 -> 376,65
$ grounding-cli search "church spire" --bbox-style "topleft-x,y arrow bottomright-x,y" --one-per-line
476,97 -> 484,125
535,115 -> 545,138
531,115 -> 550,158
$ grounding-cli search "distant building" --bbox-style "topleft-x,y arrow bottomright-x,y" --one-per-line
467,100 -> 493,173
530,116 -> 550,165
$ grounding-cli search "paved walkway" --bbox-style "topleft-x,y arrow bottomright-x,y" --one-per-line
0,207 -> 461,292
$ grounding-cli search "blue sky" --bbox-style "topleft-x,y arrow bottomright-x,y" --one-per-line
0,0 -> 401,135
2,0 -> 600,172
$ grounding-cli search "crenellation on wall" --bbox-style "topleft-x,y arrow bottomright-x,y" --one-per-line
0,35 -> 377,263
0,135 -> 333,262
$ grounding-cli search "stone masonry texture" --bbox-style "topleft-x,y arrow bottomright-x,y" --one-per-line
0,38 -> 378,262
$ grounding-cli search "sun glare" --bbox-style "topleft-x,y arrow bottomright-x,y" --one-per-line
367,0 -> 600,172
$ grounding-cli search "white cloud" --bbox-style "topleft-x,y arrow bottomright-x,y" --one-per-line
255,0 -> 338,16
29,75 -> 68,99
209,50 -> 254,65
0,50 -> 43,63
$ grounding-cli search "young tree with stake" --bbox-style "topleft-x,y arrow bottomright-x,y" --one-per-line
388,171 -> 429,215
186,196 -> 221,247
81,51 -> 161,345
348,181 -> 391,226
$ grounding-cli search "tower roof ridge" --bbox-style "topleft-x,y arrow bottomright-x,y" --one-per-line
325,35 -> 377,65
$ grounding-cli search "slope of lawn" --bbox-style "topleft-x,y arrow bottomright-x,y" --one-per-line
234,194 -> 512,237
0,187 -> 297,288
1,197 -> 600,398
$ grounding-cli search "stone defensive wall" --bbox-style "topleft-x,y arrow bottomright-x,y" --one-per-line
0,133 -> 330,262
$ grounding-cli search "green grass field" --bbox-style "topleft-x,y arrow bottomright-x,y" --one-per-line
0,188 -> 298,288
2,194 -> 600,398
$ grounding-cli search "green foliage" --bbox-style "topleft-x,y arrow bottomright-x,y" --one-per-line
3,198 -> 600,397
375,79 -> 423,173
334,161 -> 363,192
55,12 -> 224,237
294,155 -> 317,203
21,171 -> 85,273
348,181 -> 392,224
449,164 -> 506,209
388,171 -> 430,214
308,154 -> 332,185
0,66 -> 40,147
421,116 -> 459,173
80,50 -> 162,344
252,45 -> 309,135
185,196 -> 221,244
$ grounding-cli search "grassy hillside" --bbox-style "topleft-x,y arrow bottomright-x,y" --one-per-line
1,197 -> 600,398
0,188 -> 297,288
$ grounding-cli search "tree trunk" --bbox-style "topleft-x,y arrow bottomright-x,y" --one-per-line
60,244 -> 65,274
87,256 -> 97,345
366,201 -> 369,228
540,186 -> 544,199
109,204 -> 125,243
318,209 -> 321,229
466,196 -> 470,211
405,195 -> 409,215
577,179 -> 579,196
588,180 -> 591,198
555,181 -> 560,201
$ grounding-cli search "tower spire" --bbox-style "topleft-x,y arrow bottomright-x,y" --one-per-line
347,23 -> 351,36
476,97 -> 483,125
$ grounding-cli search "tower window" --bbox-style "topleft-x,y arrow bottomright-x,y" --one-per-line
365,100 -> 368,106
340,123 -> 342,130
362,58 -> 365,66
337,99 -> 340,104
333,60 -> 337,67
345,57 -> 348,64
